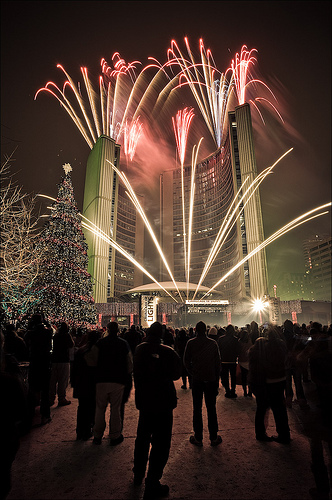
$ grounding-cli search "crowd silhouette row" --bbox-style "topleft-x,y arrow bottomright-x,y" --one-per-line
1,316 -> 332,499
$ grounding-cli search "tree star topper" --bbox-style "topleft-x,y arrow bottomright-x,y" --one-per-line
63,163 -> 72,175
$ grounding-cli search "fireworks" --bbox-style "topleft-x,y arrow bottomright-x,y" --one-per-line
80,213 -> 178,303
106,159 -> 183,300
230,45 -> 257,105
187,137 -> 204,296
35,55 -> 147,160
166,38 -> 232,147
172,107 -> 195,285
123,117 -> 143,161
35,39 -> 330,306
201,203 -> 331,299
35,39 -> 282,159
193,148 -> 294,299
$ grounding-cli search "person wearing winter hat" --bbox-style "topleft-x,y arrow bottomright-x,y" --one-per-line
208,326 -> 218,339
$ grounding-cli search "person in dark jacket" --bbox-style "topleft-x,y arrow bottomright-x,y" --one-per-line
249,326 -> 290,443
133,321 -> 181,499
283,320 -> 309,409
0,331 -> 28,500
175,328 -> 191,389
123,324 -> 142,355
162,326 -> 175,348
49,322 -> 74,407
184,321 -> 222,447
87,321 -> 133,446
218,324 -> 240,398
72,329 -> 101,440
24,313 -> 53,425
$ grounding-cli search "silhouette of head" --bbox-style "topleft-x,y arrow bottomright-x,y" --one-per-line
195,321 -> 206,335
148,322 -> 163,339
107,322 -> 119,336
208,327 -> 218,337
226,324 -> 235,336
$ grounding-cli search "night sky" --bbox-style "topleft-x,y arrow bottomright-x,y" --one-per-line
1,1 -> 331,295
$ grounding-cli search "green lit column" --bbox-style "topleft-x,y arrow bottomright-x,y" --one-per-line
82,135 -> 120,303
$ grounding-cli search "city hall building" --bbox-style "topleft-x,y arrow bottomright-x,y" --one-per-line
82,104 -> 268,324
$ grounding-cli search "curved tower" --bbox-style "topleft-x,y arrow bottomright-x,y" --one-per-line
160,103 -> 268,302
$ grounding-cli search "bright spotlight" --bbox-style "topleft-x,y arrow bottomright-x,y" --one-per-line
252,298 -> 268,324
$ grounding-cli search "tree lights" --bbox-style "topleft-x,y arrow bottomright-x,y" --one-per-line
37,164 -> 96,326
0,156 -> 43,324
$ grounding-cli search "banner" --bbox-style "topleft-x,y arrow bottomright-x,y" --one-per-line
141,295 -> 157,327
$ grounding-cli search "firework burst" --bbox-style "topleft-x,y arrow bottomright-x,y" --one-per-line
229,45 -> 283,123
35,54 -> 146,160
36,39 -> 321,306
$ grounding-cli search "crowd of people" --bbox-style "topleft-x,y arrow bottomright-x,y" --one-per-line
1,315 -> 332,499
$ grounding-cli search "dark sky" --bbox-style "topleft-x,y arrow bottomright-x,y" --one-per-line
1,1 -> 331,294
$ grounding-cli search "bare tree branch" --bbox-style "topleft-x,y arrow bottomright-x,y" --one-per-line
0,156 -> 44,322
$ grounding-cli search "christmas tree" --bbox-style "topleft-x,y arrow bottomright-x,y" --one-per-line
38,163 -> 96,326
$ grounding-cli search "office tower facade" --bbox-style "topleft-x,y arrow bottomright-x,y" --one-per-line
113,184 -> 144,298
306,236 -> 332,301
229,104 -> 268,299
160,103 -> 268,302
82,135 -> 144,303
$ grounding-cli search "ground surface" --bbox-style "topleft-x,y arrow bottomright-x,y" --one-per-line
8,378 -> 331,500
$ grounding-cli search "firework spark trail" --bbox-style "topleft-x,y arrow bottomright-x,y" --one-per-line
172,107 -> 195,285
166,40 -> 283,147
201,203 -> 332,299
35,80 -> 94,149
81,67 -> 102,138
199,40 -> 233,147
38,194 -> 174,298
172,108 -> 195,166
186,138 -> 203,297
80,217 -> 177,302
36,55 -> 149,160
60,65 -> 98,143
230,45 -> 257,105
249,99 -> 266,125
106,160 -> 184,300
229,45 -> 282,122
254,98 -> 284,123
37,194 -> 57,202
193,148 -> 294,298
102,52 -> 141,82
35,67 -> 99,148
123,117 -> 143,161
167,38 -> 226,147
